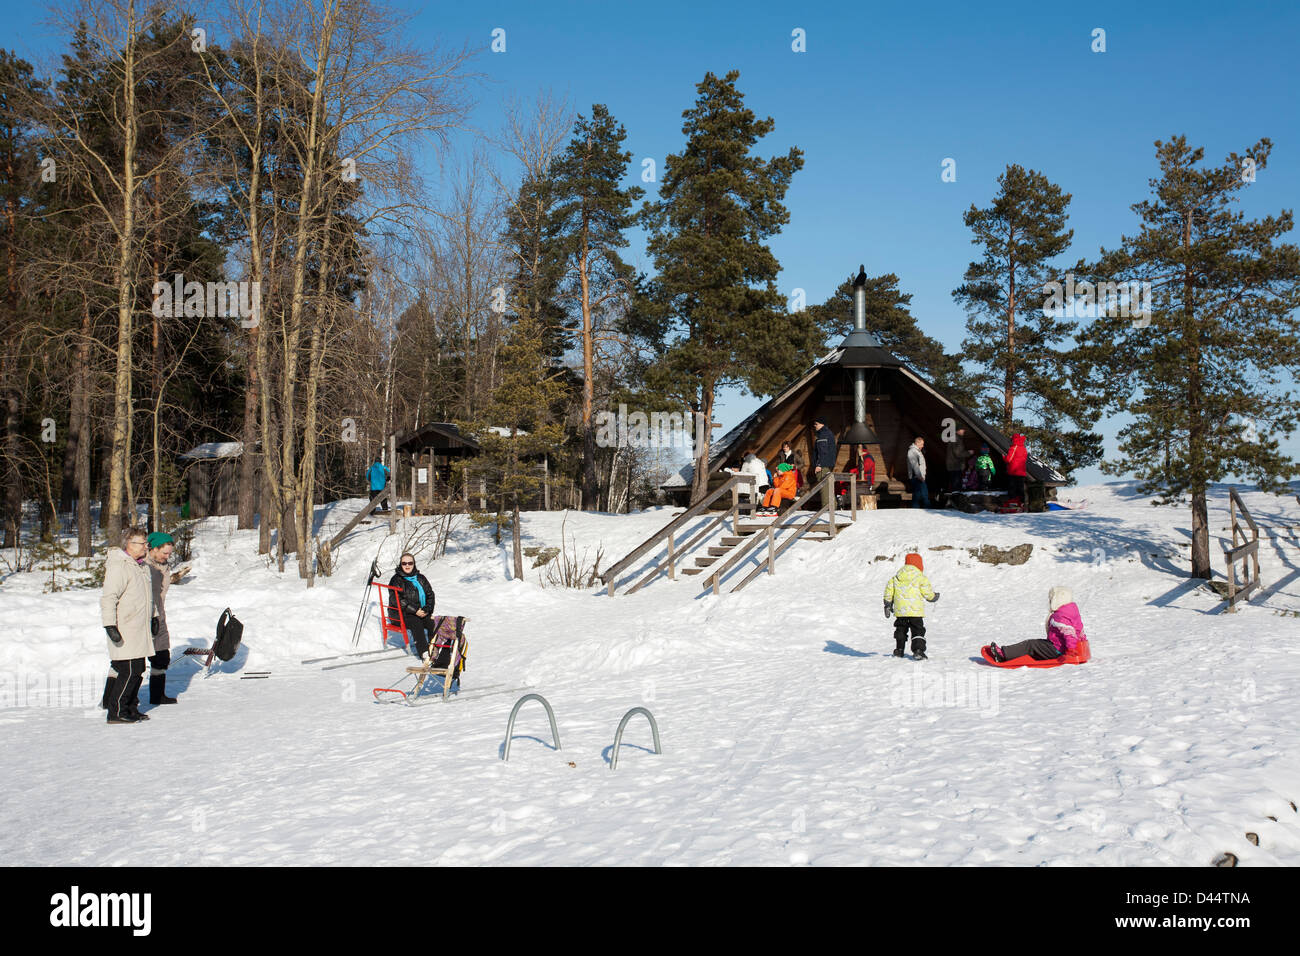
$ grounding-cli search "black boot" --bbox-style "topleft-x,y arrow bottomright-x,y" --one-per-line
912,637 -> 928,660
892,637 -> 906,658
149,675 -> 177,705
100,676 -> 112,710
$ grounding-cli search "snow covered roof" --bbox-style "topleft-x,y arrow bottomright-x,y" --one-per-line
180,442 -> 244,460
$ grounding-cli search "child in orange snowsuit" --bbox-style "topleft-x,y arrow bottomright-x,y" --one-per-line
761,463 -> 798,513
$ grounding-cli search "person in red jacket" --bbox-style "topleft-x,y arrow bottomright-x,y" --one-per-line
1004,434 -> 1029,503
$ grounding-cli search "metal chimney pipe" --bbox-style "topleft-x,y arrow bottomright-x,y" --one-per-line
852,265 -> 868,436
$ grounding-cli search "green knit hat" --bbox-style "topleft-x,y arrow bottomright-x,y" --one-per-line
147,531 -> 174,549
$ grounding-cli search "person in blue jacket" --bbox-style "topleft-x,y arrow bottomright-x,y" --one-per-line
366,457 -> 391,512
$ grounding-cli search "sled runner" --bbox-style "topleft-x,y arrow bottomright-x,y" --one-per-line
373,615 -> 469,704
980,639 -> 1091,669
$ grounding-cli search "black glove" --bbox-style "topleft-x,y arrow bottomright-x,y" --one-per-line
929,592 -> 940,602
151,618 -> 159,636
105,625 -> 123,646
883,600 -> 892,618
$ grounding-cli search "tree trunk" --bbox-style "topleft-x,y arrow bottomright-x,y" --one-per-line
690,385 -> 715,504
1183,214 -> 1210,579
511,493 -> 523,580
1004,242 -> 1016,427
75,311 -> 92,556
579,232 -> 598,509
105,25 -> 140,541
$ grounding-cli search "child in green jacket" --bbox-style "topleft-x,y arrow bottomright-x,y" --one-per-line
975,445 -> 996,491
883,553 -> 940,659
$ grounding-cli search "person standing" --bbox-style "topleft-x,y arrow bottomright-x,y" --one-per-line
811,418 -> 837,483
366,457 -> 391,512
907,436 -> 930,508
143,532 -> 178,706
100,528 -> 157,724
1005,434 -> 1029,503
883,552 -> 940,659
943,427 -> 971,492
388,553 -> 436,660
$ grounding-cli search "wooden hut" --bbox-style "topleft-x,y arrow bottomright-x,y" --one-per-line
179,442 -> 260,518
661,339 -> 1066,507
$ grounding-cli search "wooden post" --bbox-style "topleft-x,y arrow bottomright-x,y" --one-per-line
388,434 -> 397,534
767,524 -> 775,575
850,472 -> 857,522
667,534 -> 676,581
543,455 -> 550,511
426,451 -> 434,509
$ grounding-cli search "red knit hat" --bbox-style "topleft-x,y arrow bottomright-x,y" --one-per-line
905,553 -> 923,571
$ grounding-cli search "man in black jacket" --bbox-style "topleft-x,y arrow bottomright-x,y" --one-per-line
812,418 -> 837,482
388,553 -> 436,659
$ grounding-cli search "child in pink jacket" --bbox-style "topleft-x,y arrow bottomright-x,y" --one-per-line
988,586 -> 1086,662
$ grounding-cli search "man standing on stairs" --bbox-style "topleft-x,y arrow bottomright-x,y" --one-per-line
812,418 -> 837,484
907,436 -> 930,508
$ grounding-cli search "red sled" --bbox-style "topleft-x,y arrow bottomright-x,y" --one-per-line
980,639 -> 1091,669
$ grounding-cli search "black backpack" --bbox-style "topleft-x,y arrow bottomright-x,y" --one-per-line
214,608 -> 244,662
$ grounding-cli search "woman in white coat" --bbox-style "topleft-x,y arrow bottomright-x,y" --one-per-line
100,527 -> 157,724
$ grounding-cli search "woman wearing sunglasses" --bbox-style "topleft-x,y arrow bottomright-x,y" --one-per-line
387,553 -> 436,660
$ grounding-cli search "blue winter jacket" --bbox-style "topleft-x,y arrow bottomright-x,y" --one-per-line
366,462 -> 390,491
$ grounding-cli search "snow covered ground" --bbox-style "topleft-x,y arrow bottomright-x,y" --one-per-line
2,482 -> 1300,865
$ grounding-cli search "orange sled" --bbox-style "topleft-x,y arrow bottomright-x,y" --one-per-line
980,639 -> 1091,669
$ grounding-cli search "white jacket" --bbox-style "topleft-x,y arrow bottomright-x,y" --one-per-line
100,548 -> 155,660
907,444 -> 927,481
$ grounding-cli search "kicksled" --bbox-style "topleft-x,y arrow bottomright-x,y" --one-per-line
980,639 -> 1092,669
373,615 -> 468,705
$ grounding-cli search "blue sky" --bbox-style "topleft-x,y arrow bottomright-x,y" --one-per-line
5,0 -> 1299,484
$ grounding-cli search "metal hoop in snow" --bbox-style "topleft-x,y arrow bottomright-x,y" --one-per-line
501,693 -> 561,761
610,707 -> 662,770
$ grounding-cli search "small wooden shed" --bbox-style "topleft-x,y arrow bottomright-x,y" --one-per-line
179,442 -> 260,518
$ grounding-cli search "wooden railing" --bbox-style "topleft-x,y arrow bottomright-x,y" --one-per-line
602,474 -> 756,596
1224,486 -> 1260,610
703,471 -> 856,596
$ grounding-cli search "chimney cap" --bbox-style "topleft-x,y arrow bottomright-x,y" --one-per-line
852,264 -> 868,287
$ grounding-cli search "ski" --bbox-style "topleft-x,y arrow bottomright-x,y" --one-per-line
302,647 -> 400,665
321,650 -> 411,671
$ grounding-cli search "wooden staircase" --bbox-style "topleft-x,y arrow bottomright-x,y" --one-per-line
603,472 -> 861,596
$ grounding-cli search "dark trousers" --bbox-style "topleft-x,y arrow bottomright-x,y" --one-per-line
404,614 -> 434,659
947,469 -> 963,492
910,477 -> 929,508
999,638 -> 1060,661
106,658 -> 144,719
893,617 -> 927,655
1008,476 -> 1026,500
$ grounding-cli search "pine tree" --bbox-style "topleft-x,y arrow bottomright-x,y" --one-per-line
640,70 -> 812,503
551,104 -> 642,511
468,306 -> 566,579
1077,135 -> 1300,579
953,164 -> 1101,477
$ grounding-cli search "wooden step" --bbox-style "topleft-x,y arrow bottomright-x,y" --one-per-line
806,522 -> 854,532
695,556 -> 719,567
707,546 -> 731,556
720,536 -> 751,546
682,567 -> 705,575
